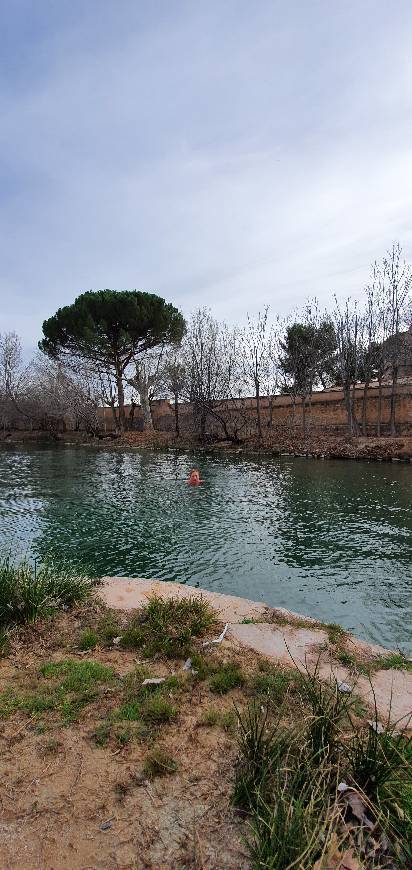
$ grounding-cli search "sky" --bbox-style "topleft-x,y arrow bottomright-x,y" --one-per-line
1,0 -> 412,354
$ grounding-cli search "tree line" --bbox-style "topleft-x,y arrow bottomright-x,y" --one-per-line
1,243 -> 411,441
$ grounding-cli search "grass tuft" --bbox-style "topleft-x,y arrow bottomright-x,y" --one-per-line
143,747 -> 178,779
78,629 -> 98,651
119,594 -> 215,658
0,554 -> 91,627
209,661 -> 245,695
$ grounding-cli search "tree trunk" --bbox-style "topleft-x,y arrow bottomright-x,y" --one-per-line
343,384 -> 352,435
109,400 -> 118,430
268,395 -> 273,429
350,381 -> 359,436
116,374 -> 126,432
174,392 -> 179,437
302,395 -> 306,438
140,386 -> 154,431
255,381 -> 262,439
362,380 -> 369,437
389,366 -> 398,436
377,377 -> 382,437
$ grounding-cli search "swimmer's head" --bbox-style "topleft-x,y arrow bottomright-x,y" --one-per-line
190,468 -> 200,481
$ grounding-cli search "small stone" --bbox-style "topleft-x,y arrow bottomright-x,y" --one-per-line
142,678 -> 165,686
337,681 -> 352,693
99,820 -> 112,831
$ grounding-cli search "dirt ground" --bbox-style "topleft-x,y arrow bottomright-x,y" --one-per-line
0,608 -> 252,870
1,588 -> 411,870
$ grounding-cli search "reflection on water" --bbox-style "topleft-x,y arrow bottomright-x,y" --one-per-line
0,445 -> 411,652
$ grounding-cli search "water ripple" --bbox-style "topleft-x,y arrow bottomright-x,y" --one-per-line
0,445 -> 411,652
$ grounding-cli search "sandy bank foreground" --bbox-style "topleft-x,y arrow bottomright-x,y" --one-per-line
101,577 -> 412,726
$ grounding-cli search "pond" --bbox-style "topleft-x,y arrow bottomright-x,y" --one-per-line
0,444 -> 411,653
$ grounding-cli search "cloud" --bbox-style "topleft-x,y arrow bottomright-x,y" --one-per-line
1,0 -> 412,350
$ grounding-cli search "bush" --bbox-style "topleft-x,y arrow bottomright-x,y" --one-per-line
0,554 -> 91,627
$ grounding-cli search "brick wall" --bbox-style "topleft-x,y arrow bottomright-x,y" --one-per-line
97,381 -> 412,437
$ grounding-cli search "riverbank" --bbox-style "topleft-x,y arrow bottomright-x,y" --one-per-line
3,427 -> 412,462
1,578 -> 411,868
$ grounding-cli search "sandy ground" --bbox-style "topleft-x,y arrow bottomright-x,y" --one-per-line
0,608 -> 251,870
1,581 -> 410,869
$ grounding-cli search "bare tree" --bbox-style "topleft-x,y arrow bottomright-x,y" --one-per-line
165,350 -> 186,437
333,298 -> 361,436
380,244 -> 411,435
239,307 -> 272,439
182,309 -> 241,442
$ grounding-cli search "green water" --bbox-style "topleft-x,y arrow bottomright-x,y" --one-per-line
0,444 -> 411,652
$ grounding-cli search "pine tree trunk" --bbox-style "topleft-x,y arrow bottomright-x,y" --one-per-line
174,393 -> 179,437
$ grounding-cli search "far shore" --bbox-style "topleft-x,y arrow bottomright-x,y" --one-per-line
2,427 -> 412,463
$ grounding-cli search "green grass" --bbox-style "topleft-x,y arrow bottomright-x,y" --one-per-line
96,613 -> 122,645
78,629 -> 98,651
209,662 -> 245,695
251,663 -> 300,705
143,747 -> 178,779
118,669 -> 179,728
372,653 -> 412,672
40,659 -> 114,691
0,659 -> 118,726
199,706 -> 237,733
0,554 -> 91,627
118,594 -> 215,658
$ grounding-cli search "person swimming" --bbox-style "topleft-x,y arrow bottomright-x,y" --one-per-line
187,468 -> 204,485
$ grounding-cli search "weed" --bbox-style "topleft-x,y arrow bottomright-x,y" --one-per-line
199,707 -> 237,733
120,594 -> 215,658
187,651 -> 212,681
143,747 -> 178,779
372,653 -> 412,673
324,622 -> 348,645
251,664 -> 297,704
141,694 -> 177,725
346,712 -> 411,799
115,726 -> 132,745
232,702 -> 284,810
297,664 -> 355,759
335,649 -> 357,670
0,554 -> 91,628
0,689 -> 21,719
96,613 -> 122,645
248,767 -> 334,869
209,662 -> 245,695
0,628 -> 10,656
78,629 -> 98,651
93,721 -> 112,747
40,738 -> 61,755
